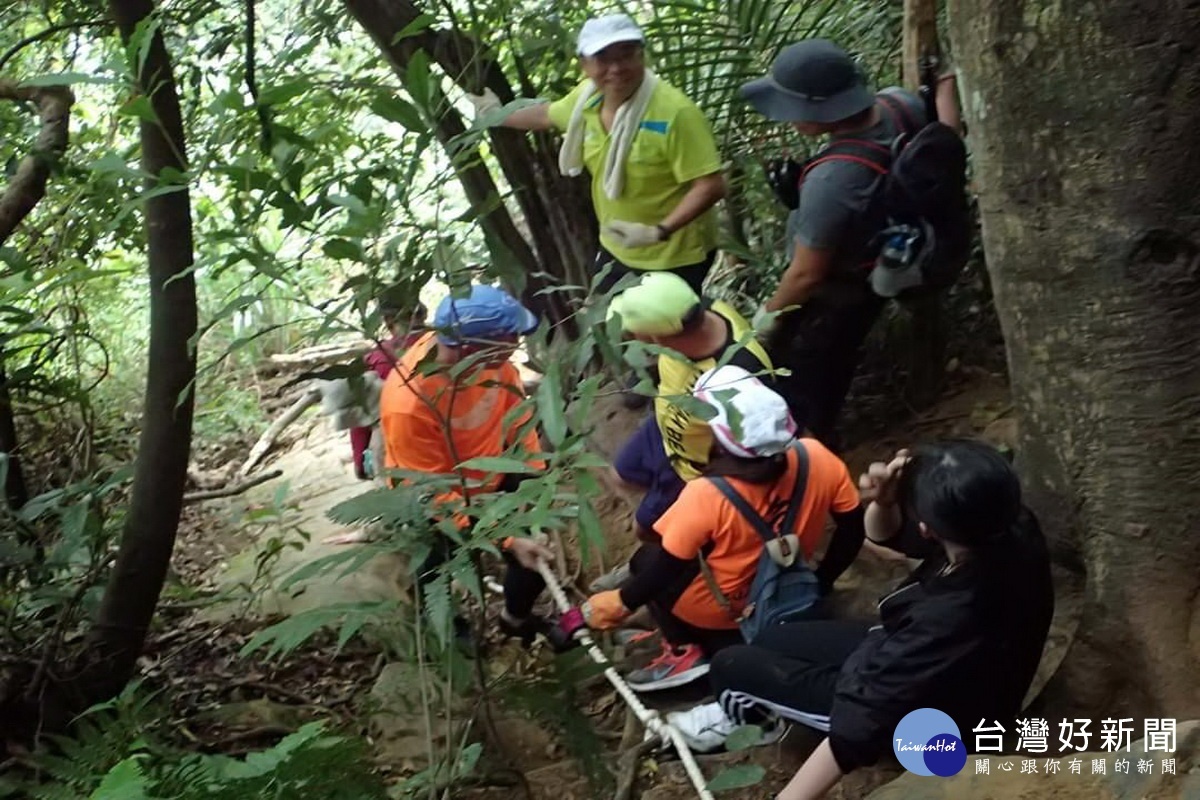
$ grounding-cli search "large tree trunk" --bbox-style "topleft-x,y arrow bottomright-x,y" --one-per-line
342,0 -> 594,329
75,0 -> 198,701
949,0 -> 1200,718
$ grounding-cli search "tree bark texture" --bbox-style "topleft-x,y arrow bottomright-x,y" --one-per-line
949,0 -> 1200,718
898,0 -> 948,411
0,82 -> 73,243
0,81 -> 72,511
79,0 -> 198,701
342,0 -> 594,329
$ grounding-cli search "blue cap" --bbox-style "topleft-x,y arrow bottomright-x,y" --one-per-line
433,285 -> 539,346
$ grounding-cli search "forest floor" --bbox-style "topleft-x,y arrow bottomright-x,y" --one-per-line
142,350 -> 1104,799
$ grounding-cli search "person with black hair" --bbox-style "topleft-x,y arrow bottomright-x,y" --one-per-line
569,365 -> 863,693
664,439 -> 1054,800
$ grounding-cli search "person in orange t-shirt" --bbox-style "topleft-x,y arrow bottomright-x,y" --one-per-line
379,285 -> 563,649
575,365 -> 865,692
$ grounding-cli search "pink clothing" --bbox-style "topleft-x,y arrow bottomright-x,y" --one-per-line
350,331 -> 424,477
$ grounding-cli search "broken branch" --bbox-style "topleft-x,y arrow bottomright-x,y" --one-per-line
182,469 -> 283,504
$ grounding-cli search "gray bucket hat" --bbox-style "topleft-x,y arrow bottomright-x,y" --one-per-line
740,39 -> 874,124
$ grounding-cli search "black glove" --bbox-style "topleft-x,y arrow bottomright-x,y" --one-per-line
764,158 -> 802,210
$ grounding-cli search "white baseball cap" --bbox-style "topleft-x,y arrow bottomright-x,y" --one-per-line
577,14 -> 645,58
694,365 -> 797,458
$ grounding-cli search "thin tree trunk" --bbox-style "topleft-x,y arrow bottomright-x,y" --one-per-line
0,81 -> 74,511
0,364 -> 28,510
342,0 -> 593,329
77,0 -> 198,701
898,0 -> 946,410
949,0 -> 1200,718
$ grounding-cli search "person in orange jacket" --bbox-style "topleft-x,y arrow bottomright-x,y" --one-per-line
570,365 -> 865,692
378,285 -> 568,650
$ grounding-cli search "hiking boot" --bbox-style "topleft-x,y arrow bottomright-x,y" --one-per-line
664,701 -> 786,753
589,563 -> 632,593
626,641 -> 709,692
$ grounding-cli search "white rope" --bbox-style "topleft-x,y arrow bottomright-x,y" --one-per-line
532,559 -> 716,800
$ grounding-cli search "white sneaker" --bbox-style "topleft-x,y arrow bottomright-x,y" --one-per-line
665,702 -> 785,754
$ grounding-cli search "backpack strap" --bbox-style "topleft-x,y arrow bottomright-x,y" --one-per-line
707,442 -> 811,547
700,444 -> 812,621
778,442 -> 811,536
801,138 -> 890,181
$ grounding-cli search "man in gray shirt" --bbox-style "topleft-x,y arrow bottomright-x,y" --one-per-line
741,40 -> 956,448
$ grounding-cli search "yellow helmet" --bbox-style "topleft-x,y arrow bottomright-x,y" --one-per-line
606,272 -> 702,336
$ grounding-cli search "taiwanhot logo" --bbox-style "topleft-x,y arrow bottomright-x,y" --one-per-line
893,708 -> 967,777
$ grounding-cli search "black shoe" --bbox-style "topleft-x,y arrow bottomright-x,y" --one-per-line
453,616 -> 483,658
499,614 -> 579,653
621,373 -> 651,411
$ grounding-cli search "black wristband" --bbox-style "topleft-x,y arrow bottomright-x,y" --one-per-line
656,224 -> 671,241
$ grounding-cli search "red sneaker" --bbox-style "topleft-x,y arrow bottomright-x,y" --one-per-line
626,641 -> 709,692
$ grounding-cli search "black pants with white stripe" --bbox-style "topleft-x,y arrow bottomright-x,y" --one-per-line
712,620 -> 871,732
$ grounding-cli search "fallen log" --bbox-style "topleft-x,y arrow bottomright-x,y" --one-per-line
183,469 -> 283,504
238,387 -> 320,477
267,340 -> 372,368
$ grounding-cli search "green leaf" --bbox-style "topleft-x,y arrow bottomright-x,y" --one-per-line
402,50 -> 433,110
537,360 -> 567,448
119,95 -> 157,122
392,13 -> 436,43
369,94 -> 426,132
706,763 -> 766,792
328,193 -> 368,216
239,602 -> 395,659
20,72 -> 116,87
258,80 -> 311,105
724,724 -> 764,752
90,757 -> 149,800
456,456 -> 540,474
126,14 -> 161,78
453,742 -> 483,779
323,238 -> 363,261
326,484 -> 436,527
91,152 -> 142,179
422,573 -> 453,646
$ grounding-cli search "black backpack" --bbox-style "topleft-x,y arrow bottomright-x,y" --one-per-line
764,93 -> 971,298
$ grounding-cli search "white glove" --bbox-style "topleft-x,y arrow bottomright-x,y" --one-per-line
466,88 -> 502,120
603,219 -> 664,249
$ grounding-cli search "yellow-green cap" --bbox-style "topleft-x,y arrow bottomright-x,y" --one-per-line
606,272 -> 701,336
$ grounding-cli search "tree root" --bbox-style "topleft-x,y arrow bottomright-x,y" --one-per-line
613,737 -> 657,800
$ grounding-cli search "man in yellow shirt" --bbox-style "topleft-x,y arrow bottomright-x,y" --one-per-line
477,14 -> 726,295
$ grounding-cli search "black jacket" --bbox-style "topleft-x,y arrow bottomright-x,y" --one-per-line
827,508 -> 1054,772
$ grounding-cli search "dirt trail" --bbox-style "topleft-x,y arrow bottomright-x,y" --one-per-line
173,369 -> 1092,799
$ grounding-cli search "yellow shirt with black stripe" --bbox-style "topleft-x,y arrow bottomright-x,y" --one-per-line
547,78 -> 721,271
654,301 -> 774,481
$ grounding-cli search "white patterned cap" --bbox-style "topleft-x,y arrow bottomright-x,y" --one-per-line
694,365 -> 797,458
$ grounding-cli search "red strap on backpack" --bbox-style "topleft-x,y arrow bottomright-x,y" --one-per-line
796,93 -> 922,190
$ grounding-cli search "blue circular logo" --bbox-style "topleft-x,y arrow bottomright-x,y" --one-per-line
893,709 -> 966,777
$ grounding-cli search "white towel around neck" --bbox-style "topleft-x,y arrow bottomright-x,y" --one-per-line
558,70 -> 660,200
